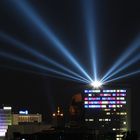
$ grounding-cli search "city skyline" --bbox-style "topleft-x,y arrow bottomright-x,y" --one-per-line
0,0 -> 140,136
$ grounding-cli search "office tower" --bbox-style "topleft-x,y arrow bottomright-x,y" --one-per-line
83,88 -> 131,140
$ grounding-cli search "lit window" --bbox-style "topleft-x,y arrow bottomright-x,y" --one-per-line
104,109 -> 110,111
116,138 -> 121,140
84,105 -> 88,108
116,134 -> 123,137
84,90 -> 88,93
123,122 -> 126,125
120,101 -> 126,104
102,101 -> 108,104
84,101 -> 88,104
120,97 -> 124,100
101,105 -> 106,108
85,119 -> 88,122
84,98 -> 88,100
109,105 -> 116,108
120,112 -> 127,115
89,119 -> 94,121
120,128 -> 127,131
106,112 -> 110,115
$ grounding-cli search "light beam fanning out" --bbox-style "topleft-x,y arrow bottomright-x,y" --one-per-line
0,32 -> 90,83
104,69 -> 140,84
0,64 -> 88,84
82,0 -> 98,81
3,1 -> 140,84
101,36 -> 140,82
0,52 -> 89,84
11,0 -> 93,82
102,54 -> 140,82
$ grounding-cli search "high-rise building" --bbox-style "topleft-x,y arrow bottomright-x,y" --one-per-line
0,107 -> 12,137
83,88 -> 131,140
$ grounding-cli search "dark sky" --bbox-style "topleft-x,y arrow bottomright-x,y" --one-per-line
0,0 -> 140,133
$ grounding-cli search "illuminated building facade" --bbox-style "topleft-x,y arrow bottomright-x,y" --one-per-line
12,111 -> 42,125
0,107 -> 12,137
84,88 -> 131,140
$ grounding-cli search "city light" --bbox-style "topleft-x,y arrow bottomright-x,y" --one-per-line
91,80 -> 102,88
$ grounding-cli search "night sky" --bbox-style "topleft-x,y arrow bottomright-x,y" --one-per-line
0,0 -> 140,134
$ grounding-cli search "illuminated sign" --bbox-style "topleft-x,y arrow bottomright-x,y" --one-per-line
19,110 -> 28,115
3,107 -> 12,110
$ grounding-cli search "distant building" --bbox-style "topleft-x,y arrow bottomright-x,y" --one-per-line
0,108 -> 42,138
0,107 -> 12,137
83,88 -> 131,140
12,110 -> 42,125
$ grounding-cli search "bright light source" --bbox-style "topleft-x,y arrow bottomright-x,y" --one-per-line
52,113 -> 56,117
19,110 -> 28,115
3,107 -> 12,110
91,81 -> 102,88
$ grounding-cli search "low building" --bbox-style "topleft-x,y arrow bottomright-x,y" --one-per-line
12,110 -> 42,125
